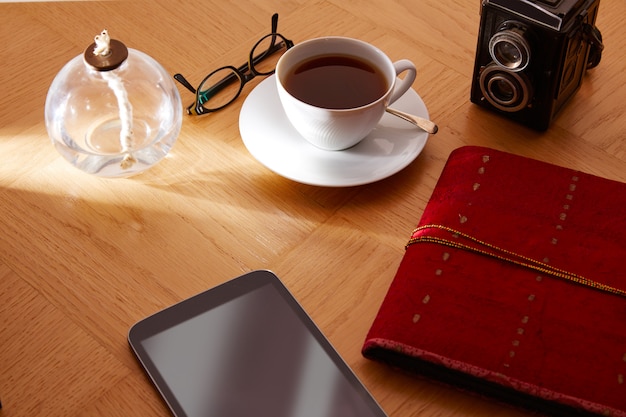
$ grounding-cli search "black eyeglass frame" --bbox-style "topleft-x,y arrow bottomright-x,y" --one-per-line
174,13 -> 294,116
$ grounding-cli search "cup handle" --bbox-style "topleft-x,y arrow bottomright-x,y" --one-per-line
388,59 -> 417,104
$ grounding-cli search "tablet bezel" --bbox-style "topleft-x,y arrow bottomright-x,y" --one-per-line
128,269 -> 388,417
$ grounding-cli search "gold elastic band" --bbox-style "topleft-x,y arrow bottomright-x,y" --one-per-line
406,224 -> 626,298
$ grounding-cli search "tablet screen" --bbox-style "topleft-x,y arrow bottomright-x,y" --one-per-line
129,270 -> 388,417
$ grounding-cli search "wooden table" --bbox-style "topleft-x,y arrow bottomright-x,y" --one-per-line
1,1 -> 625,416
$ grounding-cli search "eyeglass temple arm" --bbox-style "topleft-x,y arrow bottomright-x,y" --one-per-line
174,73 -> 197,94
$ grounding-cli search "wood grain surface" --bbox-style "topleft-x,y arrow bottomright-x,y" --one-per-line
1,1 -> 625,416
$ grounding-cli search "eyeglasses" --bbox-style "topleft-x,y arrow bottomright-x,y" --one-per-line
174,13 -> 294,116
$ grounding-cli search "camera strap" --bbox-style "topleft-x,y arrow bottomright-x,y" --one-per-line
583,24 -> 604,69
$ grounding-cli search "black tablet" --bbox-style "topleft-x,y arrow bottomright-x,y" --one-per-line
128,270 -> 388,417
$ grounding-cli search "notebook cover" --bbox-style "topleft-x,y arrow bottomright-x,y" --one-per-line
362,146 -> 626,416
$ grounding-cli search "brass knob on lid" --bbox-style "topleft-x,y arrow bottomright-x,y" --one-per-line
83,30 -> 128,71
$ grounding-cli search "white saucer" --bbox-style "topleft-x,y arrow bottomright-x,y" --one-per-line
239,75 -> 429,187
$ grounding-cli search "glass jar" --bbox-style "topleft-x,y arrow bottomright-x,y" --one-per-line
45,31 -> 182,177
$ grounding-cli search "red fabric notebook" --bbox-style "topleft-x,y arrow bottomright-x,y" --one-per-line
362,146 -> 626,416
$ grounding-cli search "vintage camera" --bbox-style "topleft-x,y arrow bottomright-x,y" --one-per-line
470,0 -> 604,130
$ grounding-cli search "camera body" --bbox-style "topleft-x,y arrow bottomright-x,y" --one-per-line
470,0 -> 603,130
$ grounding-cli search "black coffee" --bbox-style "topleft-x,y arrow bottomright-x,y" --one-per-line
283,54 -> 388,109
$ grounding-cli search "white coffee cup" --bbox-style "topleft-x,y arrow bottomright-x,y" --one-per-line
275,37 -> 416,151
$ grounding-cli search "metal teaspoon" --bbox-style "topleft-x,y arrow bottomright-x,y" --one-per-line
386,107 -> 439,134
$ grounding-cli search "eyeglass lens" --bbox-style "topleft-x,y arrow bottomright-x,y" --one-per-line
250,33 -> 288,75
197,68 -> 244,110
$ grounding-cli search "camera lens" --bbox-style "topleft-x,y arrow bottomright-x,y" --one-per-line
494,41 -> 522,68
479,63 -> 531,112
488,75 -> 518,104
489,23 -> 530,71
